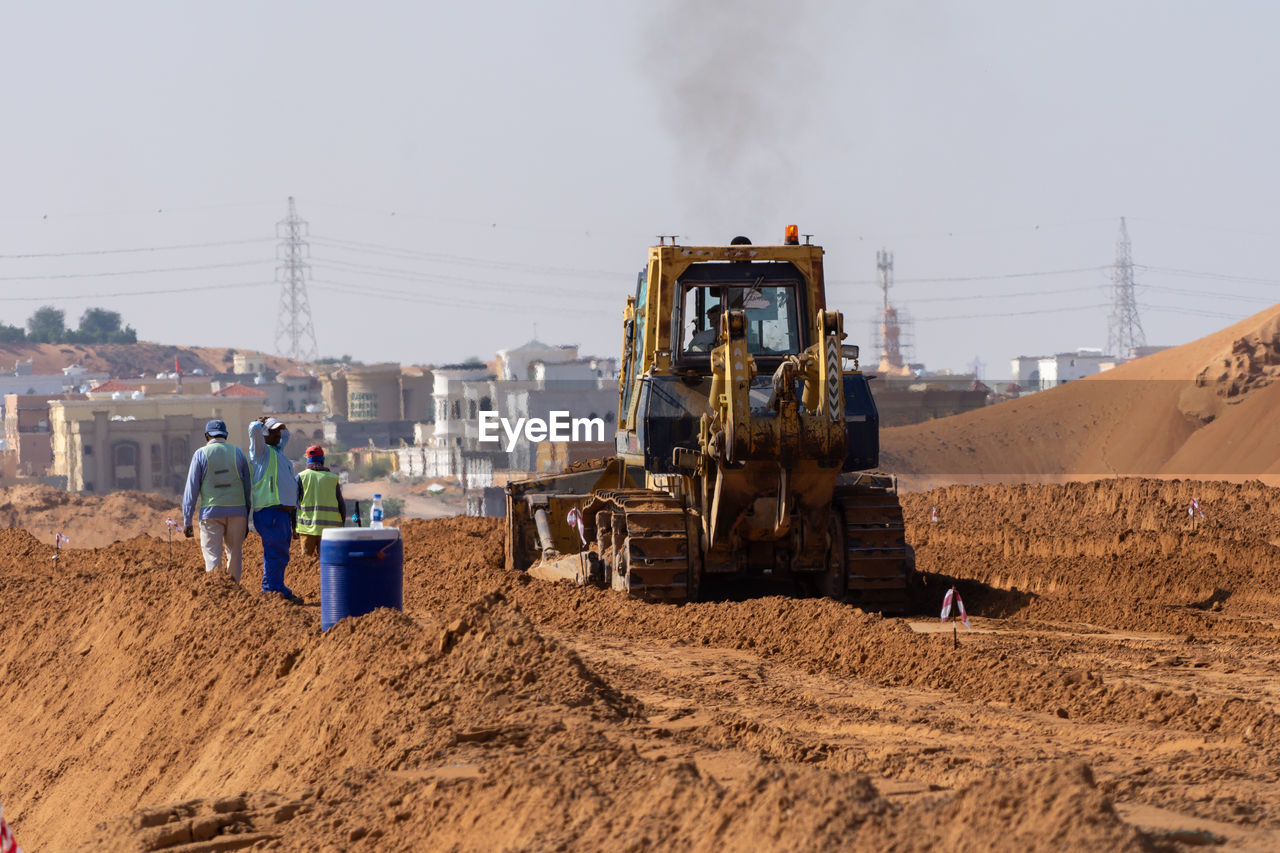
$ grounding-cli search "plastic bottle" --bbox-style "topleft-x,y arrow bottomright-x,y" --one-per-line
370,494 -> 384,529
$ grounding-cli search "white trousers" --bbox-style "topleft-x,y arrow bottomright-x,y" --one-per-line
199,515 -> 248,582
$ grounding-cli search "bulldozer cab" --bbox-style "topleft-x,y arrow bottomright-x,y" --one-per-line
613,234 -> 880,476
679,280 -> 803,359
617,240 -> 827,425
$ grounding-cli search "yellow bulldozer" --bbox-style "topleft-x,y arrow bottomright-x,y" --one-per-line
505,227 -> 913,611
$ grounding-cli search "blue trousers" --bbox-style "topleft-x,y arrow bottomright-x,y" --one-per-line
254,507 -> 294,595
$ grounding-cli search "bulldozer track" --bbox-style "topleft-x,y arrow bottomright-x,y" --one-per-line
590,490 -> 694,603
835,482 -> 912,613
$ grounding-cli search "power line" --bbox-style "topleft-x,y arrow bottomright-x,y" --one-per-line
0,281 -> 272,301
830,265 -> 1109,286
0,258 -> 269,282
1139,284 -> 1273,303
299,198 -> 636,239
1140,304 -> 1246,321
0,200 -> 279,222
0,237 -> 275,260
911,304 -> 1110,322
912,284 -> 1107,303
310,235 -> 616,278
310,258 -> 620,300
310,279 -> 614,317
1139,265 -> 1280,285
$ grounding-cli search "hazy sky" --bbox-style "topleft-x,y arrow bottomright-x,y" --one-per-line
2,1 -> 1276,378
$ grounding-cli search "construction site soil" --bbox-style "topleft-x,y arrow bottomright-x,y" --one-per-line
1,477 -> 1278,851
882,304 -> 1280,486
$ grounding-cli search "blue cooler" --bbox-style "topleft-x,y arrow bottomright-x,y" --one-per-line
320,527 -> 404,630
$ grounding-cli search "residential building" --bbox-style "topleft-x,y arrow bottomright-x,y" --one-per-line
2,392 -> 84,478
402,347 -> 618,486
49,396 -> 265,494
231,353 -> 268,376
0,362 -> 108,399
318,363 -> 434,449
1011,349 -> 1117,391
276,369 -> 324,413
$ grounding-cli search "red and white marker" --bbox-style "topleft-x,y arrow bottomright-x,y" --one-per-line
566,507 -> 587,546
0,802 -> 24,853
940,586 -> 971,630
1189,497 -> 1205,520
930,506 -> 939,524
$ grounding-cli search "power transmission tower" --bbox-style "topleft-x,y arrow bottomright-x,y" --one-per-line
1106,217 -> 1145,360
274,196 -> 319,362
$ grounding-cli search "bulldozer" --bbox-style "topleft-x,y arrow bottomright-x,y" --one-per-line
505,227 -> 913,611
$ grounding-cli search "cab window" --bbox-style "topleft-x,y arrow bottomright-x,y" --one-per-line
680,284 -> 800,357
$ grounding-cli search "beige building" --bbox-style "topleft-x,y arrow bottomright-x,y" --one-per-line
3,392 -> 84,478
232,353 -> 268,376
50,396 -> 265,494
321,364 -> 433,422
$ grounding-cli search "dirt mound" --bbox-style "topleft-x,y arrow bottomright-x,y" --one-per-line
862,761 -> 1152,852
80,762 -> 895,852
0,532 -> 635,850
0,483 -> 178,547
882,302 -> 1280,484
391,515 -> 1280,751
0,341 -> 299,378
8,482 -> 1280,848
906,478 -> 1280,621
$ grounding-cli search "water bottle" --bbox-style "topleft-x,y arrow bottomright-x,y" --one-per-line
370,494 -> 384,529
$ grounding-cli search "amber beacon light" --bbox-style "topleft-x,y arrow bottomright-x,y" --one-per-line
784,224 -> 799,245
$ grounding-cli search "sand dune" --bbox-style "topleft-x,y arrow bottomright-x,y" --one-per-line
882,303 -> 1280,484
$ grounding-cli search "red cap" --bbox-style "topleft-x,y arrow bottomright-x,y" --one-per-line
306,445 -> 324,458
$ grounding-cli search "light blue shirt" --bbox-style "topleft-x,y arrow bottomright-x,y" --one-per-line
248,421 -> 299,508
181,438 -> 252,525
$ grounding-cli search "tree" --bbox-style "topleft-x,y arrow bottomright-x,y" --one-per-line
26,306 -> 65,343
315,354 -> 363,366
78,307 -> 123,339
0,323 -> 25,342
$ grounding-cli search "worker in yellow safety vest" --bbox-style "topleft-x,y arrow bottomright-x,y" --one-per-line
295,444 -> 346,558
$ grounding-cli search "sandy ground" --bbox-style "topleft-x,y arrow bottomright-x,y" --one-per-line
1,477 -> 1279,850
4,310 -> 1280,849
342,478 -> 468,521
0,477 -> 466,549
883,302 -> 1280,486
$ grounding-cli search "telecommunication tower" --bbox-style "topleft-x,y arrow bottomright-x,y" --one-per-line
874,249 -> 912,374
274,196 -> 319,362
1106,217 -> 1145,360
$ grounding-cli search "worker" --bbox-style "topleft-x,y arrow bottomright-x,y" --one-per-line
295,444 -> 346,558
181,419 -> 251,582
249,416 -> 301,603
687,303 -> 723,352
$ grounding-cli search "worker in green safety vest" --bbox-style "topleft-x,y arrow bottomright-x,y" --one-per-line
295,444 -> 346,559
181,419 -> 252,582
249,416 -> 301,603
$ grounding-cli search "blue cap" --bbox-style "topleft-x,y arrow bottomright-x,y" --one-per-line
205,419 -> 228,437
